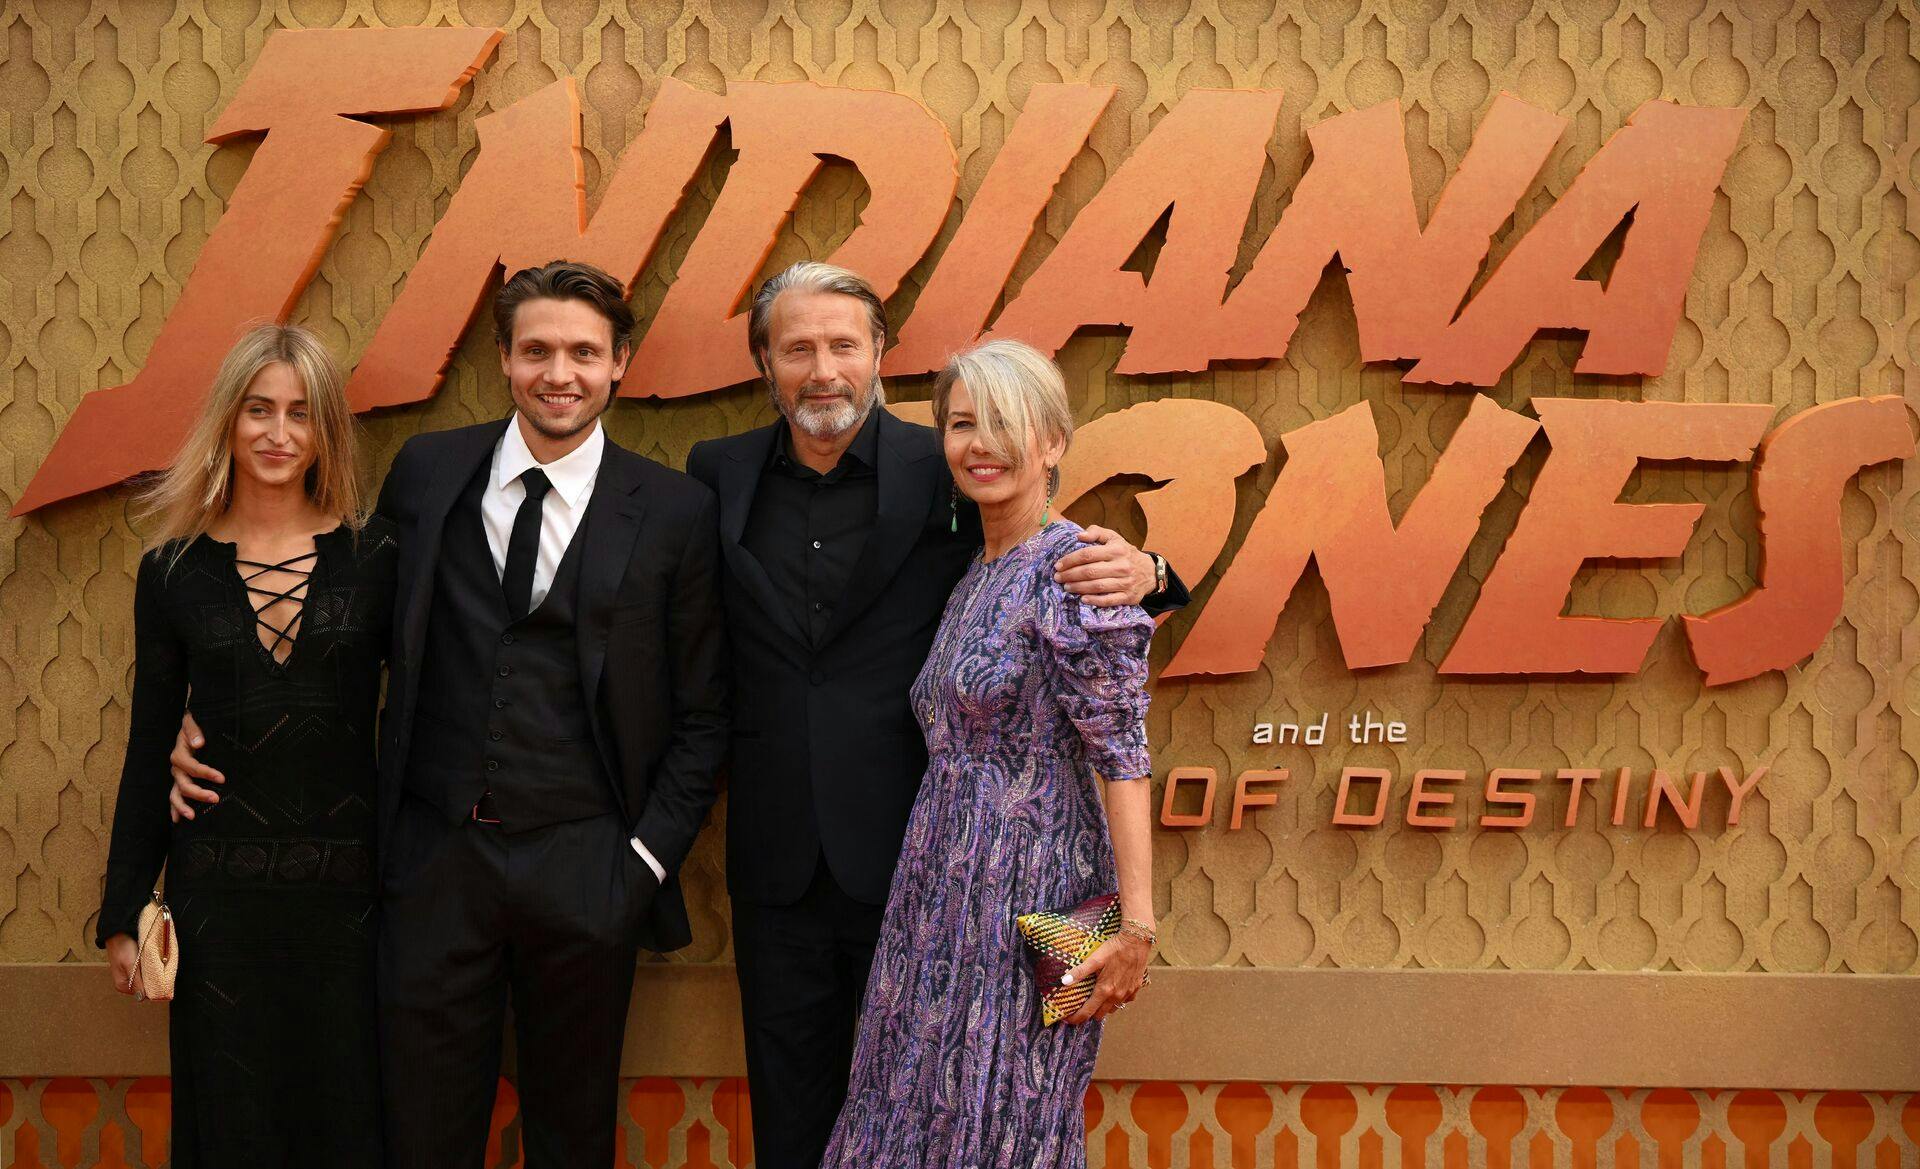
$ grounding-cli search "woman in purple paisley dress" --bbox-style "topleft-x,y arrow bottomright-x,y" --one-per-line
822,340 -> 1158,1169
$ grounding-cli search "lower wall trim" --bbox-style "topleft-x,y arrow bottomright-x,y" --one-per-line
5,964 -> 1912,1090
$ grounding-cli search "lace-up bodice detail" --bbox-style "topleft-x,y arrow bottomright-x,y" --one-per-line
236,550 -> 316,666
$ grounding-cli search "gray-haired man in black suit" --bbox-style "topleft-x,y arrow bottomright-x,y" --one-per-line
686,261 -> 1185,1169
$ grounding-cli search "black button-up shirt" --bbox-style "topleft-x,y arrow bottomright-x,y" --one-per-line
740,410 -> 882,645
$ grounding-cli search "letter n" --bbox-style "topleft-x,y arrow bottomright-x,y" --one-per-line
347,78 -> 727,410
1164,395 -> 1535,677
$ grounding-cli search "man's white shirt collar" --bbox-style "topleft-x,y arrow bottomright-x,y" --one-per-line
495,415 -> 604,507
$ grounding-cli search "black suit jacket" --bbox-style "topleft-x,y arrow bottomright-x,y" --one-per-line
689,410 -> 1189,907
376,419 -> 728,952
689,411 -> 972,905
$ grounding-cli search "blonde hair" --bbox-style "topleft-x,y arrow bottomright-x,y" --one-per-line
931,339 -> 1074,470
136,323 -> 362,552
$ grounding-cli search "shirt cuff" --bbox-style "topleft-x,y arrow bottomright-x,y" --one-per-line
629,835 -> 666,883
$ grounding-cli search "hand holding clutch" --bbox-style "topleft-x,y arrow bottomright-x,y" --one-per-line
1016,893 -> 1118,1026
1016,891 -> 1156,1026
1060,930 -> 1151,1024
106,933 -> 142,998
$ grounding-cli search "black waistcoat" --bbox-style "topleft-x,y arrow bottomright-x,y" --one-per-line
403,460 -> 616,831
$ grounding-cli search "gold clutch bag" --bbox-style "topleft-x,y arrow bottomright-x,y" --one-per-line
135,891 -> 178,1002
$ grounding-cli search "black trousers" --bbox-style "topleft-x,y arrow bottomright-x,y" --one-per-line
378,797 -> 652,1169
732,855 -> 887,1169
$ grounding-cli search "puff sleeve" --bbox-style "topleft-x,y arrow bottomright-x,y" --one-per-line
1037,583 -> 1153,781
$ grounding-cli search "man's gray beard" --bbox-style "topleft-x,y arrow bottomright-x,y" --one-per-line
773,374 -> 885,440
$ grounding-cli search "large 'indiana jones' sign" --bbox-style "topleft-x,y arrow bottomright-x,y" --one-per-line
17,27 -> 1914,689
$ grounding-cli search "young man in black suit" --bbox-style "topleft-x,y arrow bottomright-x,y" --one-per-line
170,260 -> 728,1169
686,261 -> 1185,1169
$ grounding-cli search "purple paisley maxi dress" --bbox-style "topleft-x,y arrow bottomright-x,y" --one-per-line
821,519 -> 1154,1169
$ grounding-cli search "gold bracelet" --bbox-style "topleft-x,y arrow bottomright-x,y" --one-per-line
1119,917 -> 1157,946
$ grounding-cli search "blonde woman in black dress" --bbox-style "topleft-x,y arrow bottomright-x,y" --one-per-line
99,323 -> 395,1167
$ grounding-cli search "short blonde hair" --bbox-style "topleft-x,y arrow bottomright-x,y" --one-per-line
136,323 -> 362,552
931,339 -> 1073,470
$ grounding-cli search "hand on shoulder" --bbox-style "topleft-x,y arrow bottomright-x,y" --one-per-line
1050,522 -> 1156,609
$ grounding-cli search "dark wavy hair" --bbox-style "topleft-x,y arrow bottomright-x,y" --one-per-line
493,259 -> 636,355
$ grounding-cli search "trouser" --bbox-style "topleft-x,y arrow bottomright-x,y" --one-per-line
731,854 -> 887,1169
378,797 -> 652,1169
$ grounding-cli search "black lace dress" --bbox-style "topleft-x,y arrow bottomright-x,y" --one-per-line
98,517 -> 398,1168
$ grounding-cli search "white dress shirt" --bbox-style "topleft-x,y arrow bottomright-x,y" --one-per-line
483,416 -> 665,884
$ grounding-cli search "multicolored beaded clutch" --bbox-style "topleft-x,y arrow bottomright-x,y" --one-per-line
1015,892 -> 1119,1026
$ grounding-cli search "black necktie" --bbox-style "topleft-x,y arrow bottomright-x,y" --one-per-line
503,467 -> 552,621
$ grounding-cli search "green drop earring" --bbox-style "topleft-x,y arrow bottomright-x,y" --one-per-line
950,483 -> 959,534
1041,465 -> 1058,526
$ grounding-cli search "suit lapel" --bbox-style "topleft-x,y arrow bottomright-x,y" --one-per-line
716,425 -> 775,548
716,426 -> 810,648
575,443 -> 650,706
400,419 -> 507,673
818,411 -> 942,649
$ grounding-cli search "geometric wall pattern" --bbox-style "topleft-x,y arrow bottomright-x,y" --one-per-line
4,1078 -> 1917,1169
1,0 -> 1916,985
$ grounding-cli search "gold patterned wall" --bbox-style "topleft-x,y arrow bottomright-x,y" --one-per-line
0,0 -> 1915,987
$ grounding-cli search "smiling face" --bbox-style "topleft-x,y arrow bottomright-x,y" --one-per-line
228,361 -> 315,491
942,378 -> 1065,515
762,289 -> 883,440
499,296 -> 632,445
